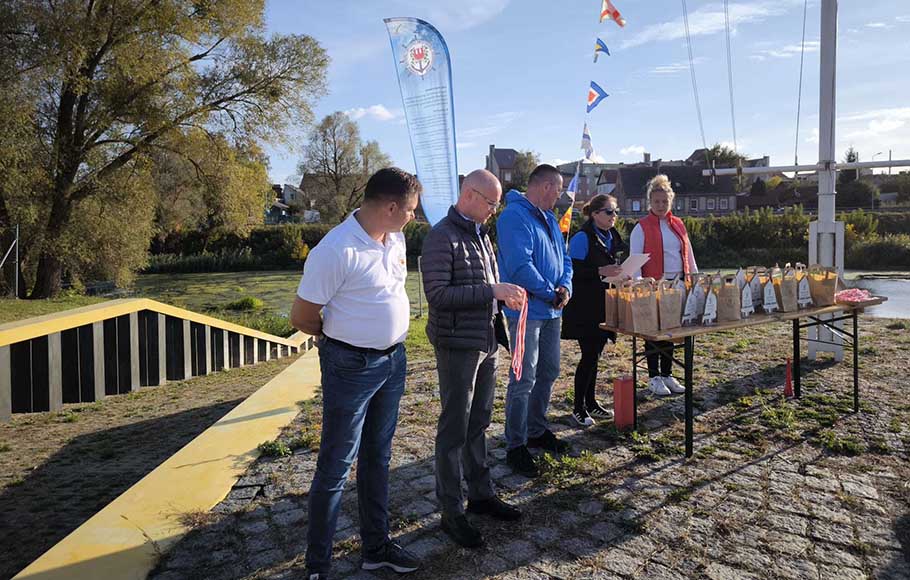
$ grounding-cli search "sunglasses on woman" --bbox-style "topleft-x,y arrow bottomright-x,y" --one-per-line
594,208 -> 619,216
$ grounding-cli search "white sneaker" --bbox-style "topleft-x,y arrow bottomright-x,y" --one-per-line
649,376 -> 671,396
662,376 -> 685,394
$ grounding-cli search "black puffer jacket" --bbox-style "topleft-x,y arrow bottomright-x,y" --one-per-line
561,219 -> 627,340
421,206 -> 500,351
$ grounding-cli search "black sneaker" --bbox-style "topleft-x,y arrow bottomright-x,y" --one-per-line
467,496 -> 522,521
362,541 -> 420,573
441,513 -> 485,548
506,445 -> 539,477
527,429 -> 570,454
572,408 -> 594,427
588,403 -> 614,421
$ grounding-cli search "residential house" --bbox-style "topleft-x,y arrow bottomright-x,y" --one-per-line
599,164 -> 740,216
485,145 -> 519,187
556,161 -> 622,202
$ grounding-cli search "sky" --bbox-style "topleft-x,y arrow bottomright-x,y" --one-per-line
262,0 -> 910,185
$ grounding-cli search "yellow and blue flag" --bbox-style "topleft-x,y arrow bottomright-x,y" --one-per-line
594,38 -> 610,62
586,81 -> 608,113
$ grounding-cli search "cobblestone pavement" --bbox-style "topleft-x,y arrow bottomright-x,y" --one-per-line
151,319 -> 910,579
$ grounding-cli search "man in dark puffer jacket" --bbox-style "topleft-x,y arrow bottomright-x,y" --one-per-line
421,169 -> 526,549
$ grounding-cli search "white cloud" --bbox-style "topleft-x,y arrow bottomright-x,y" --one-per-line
456,142 -> 477,150
897,15 -> 910,23
395,0 -> 509,31
865,22 -> 892,29
460,111 -> 522,140
344,104 -> 400,122
621,1 -> 796,50
620,145 -> 647,156
751,40 -> 819,60
841,107 -> 910,140
586,154 -> 607,164
806,128 -> 819,144
550,158 -> 571,167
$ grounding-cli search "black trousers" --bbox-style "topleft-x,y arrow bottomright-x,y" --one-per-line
574,336 -> 609,411
645,340 -> 674,378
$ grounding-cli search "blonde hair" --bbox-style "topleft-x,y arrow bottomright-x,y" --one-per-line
581,193 -> 618,217
646,174 -> 675,206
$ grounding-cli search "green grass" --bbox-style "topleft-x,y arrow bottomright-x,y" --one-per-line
0,296 -> 107,324
537,451 -> 602,486
885,320 -> 910,330
257,440 -> 292,458
815,430 -> 865,456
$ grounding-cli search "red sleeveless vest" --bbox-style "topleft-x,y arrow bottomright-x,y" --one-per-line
639,211 -> 692,279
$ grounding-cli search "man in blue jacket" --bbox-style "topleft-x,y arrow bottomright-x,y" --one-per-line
497,164 -> 573,477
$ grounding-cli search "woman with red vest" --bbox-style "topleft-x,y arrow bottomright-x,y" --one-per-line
629,175 -> 698,397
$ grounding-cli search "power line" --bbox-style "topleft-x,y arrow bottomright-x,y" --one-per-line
794,0 -> 809,167
723,0 -> 738,155
681,0 -> 711,168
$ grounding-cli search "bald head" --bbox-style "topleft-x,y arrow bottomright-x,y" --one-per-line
456,169 -> 502,223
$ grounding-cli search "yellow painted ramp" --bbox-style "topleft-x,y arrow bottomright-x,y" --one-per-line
14,349 -> 321,580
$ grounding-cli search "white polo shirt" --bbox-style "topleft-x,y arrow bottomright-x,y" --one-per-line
296,211 -> 409,350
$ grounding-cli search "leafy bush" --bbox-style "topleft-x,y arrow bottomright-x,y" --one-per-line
144,249 -> 269,273
225,296 -> 264,311
846,234 -> 910,269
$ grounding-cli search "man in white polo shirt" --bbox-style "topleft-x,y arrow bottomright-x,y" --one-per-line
290,167 -> 421,579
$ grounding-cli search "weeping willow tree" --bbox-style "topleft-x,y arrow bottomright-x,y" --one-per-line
0,0 -> 328,296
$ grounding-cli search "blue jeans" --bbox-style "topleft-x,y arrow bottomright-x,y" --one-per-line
505,317 -> 561,450
305,339 -> 406,574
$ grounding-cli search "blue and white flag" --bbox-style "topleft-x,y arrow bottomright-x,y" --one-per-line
586,81 -> 609,113
581,123 -> 595,160
384,17 -> 459,226
594,38 -> 610,62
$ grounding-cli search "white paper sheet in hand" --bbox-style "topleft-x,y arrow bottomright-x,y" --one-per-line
603,253 -> 650,282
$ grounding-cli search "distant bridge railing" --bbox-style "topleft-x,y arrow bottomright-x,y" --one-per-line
0,299 -> 314,422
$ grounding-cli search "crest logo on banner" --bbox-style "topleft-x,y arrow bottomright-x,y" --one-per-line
405,40 -> 433,76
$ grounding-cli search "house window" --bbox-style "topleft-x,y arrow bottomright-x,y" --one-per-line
707,198 -> 716,210
720,198 -> 729,210
503,171 -> 512,183
689,199 -> 698,211
676,199 -> 683,211
632,200 -> 641,212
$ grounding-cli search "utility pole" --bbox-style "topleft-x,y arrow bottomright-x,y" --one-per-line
808,0 -> 843,361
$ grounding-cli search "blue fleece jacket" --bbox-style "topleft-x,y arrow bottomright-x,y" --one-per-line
496,190 -> 573,320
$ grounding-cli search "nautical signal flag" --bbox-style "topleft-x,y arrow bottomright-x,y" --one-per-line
600,0 -> 626,27
586,81 -> 608,113
581,123 -> 595,160
560,166 -> 580,234
594,38 -> 610,62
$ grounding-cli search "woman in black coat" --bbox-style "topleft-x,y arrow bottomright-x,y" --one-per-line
561,194 -> 627,426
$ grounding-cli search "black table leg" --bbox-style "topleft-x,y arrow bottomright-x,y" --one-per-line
632,336 -> 638,430
792,318 -> 801,399
853,310 -> 859,413
684,336 -> 694,458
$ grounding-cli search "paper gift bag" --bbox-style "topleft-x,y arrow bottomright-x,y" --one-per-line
618,280 -> 635,332
716,275 -> 742,323
747,267 -> 767,310
673,276 -> 688,312
808,264 -> 839,306
604,283 -> 619,328
702,287 -> 718,325
630,280 -> 660,336
774,268 -> 799,312
797,276 -> 813,308
658,280 -> 683,330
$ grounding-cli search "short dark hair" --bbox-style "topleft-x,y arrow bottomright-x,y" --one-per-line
527,164 -> 562,187
363,167 -> 422,204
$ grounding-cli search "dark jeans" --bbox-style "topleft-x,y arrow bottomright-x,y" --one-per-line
305,339 -> 406,575
574,336 -> 609,412
434,347 -> 497,516
645,340 -> 674,378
